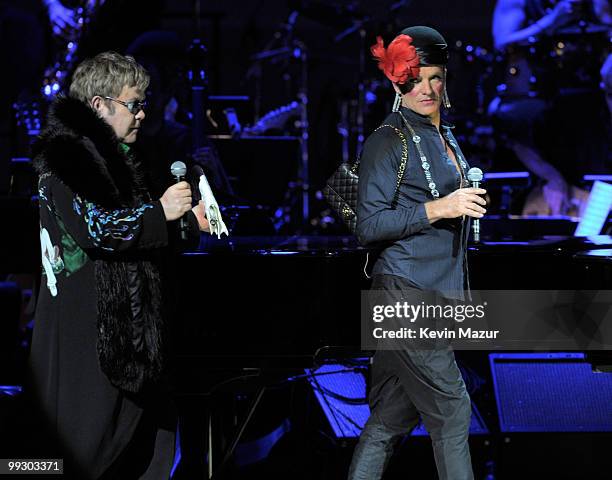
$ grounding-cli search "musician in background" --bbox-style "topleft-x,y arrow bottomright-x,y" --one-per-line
349,26 -> 486,480
491,0 -> 611,215
29,51 -> 208,478
127,31 -> 234,201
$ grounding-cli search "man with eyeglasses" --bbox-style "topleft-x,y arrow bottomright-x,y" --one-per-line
28,51 -> 208,478
101,95 -> 147,139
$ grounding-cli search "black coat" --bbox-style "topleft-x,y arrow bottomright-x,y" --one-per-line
29,96 -> 175,478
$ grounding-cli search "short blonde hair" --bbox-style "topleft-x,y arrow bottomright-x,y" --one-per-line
69,51 -> 149,104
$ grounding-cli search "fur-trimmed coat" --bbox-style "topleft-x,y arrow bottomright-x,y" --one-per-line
29,96 -> 175,477
33,95 -> 169,392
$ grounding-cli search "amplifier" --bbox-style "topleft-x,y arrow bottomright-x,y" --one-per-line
489,353 -> 612,433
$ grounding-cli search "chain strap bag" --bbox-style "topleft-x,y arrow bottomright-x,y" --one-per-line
322,124 -> 408,234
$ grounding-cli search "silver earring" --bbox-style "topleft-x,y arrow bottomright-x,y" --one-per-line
442,85 -> 451,109
392,92 -> 402,112
442,68 -> 451,109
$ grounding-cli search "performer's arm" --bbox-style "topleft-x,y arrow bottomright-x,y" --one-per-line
593,0 -> 612,26
356,130 -> 431,245
493,0 -> 579,50
43,0 -> 77,34
48,175 -> 170,252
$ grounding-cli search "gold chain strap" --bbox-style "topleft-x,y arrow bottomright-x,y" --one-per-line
373,124 -> 408,206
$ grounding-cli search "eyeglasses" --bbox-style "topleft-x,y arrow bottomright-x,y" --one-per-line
103,96 -> 147,115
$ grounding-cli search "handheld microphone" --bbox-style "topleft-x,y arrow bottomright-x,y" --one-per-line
170,161 -> 188,240
466,167 -> 484,243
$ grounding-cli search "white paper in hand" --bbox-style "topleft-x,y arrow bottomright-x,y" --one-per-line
198,173 -> 229,238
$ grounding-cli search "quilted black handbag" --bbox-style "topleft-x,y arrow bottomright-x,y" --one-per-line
322,124 -> 408,234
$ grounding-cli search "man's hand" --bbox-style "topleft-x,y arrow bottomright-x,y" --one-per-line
539,0 -> 580,34
44,0 -> 78,37
425,187 -> 487,223
543,178 -> 570,216
160,182 -> 192,221
191,200 -> 210,232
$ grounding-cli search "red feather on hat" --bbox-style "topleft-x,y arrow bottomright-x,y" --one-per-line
370,34 -> 420,84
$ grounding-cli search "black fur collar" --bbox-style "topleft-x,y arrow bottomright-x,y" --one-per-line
33,96 -> 146,208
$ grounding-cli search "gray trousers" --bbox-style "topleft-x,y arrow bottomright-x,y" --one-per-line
348,274 -> 474,480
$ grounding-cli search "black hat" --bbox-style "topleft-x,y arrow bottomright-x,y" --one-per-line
399,26 -> 448,66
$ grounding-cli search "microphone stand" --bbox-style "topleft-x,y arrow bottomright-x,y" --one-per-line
296,40 -> 309,224
247,13 -> 310,226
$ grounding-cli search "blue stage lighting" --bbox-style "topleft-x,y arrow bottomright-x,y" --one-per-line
0,385 -> 22,396
484,171 -> 530,180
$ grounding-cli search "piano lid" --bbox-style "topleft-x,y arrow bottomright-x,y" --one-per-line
184,234 -> 612,257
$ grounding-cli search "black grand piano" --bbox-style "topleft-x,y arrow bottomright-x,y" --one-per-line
172,231 -> 612,368
169,227 -> 612,478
